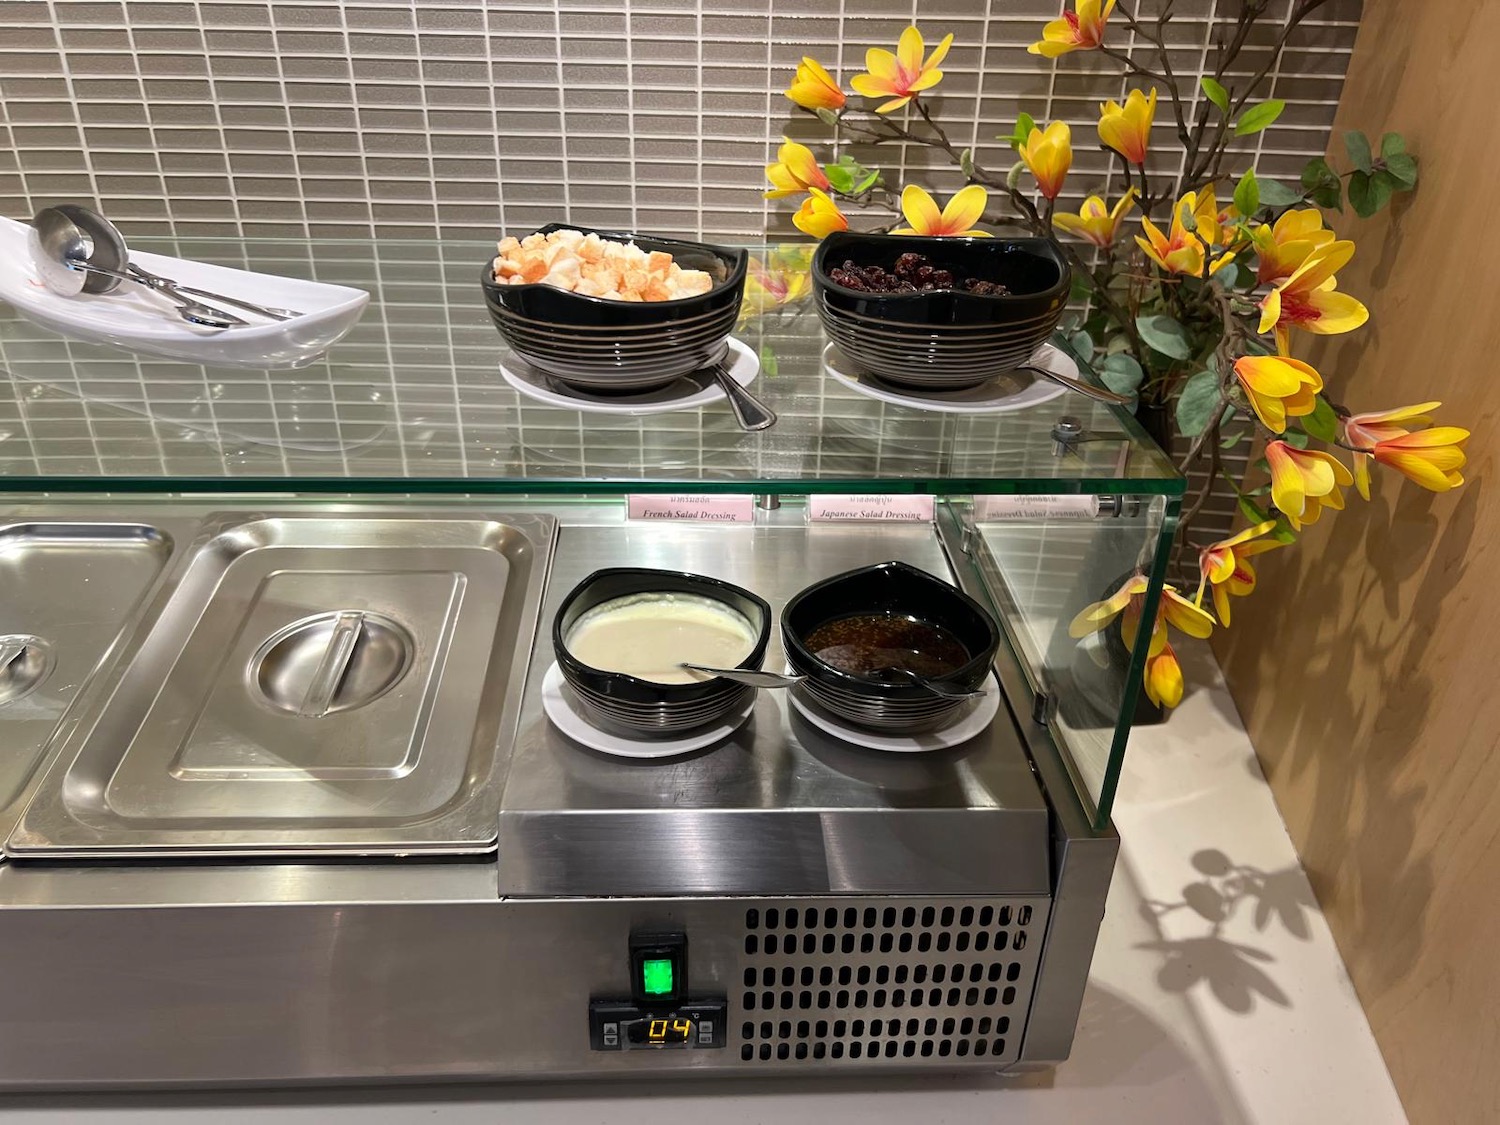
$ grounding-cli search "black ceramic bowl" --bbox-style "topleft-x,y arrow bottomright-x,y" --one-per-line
553,567 -> 772,737
482,223 -> 749,330
782,561 -> 1001,734
813,232 -> 1069,390
813,231 -> 1069,326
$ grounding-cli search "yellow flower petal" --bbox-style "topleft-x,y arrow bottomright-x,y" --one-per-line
864,46 -> 900,81
896,26 -> 925,75
900,184 -> 942,234
940,184 -> 989,233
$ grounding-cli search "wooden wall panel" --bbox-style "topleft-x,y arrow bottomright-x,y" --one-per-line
1215,1 -> 1500,1121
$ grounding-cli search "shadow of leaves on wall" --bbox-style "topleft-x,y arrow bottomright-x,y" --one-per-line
1136,847 -> 1319,1013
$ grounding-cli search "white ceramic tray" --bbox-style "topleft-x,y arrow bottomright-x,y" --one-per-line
0,216 -> 369,369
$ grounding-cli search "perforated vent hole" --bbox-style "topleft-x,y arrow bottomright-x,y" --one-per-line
738,901 -> 1038,1062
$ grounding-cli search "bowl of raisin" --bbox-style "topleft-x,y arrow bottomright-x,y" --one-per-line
811,232 -> 1070,389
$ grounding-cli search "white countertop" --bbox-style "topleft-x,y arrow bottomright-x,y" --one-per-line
0,647 -> 1406,1124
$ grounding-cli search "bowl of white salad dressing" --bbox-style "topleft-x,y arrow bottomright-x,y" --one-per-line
552,568 -> 772,737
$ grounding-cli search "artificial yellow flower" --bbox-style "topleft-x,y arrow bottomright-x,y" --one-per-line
792,188 -> 849,239
1098,88 -> 1157,165
1258,240 -> 1369,353
1145,644 -> 1184,709
892,184 -> 990,236
1053,189 -> 1136,247
850,26 -> 954,114
1197,519 -> 1282,627
1029,0 -> 1117,57
764,141 -> 830,199
1233,353 -> 1323,433
1069,575 -> 1214,655
1068,573 -> 1213,709
785,57 -> 846,112
1342,401 -> 1469,496
1019,121 -> 1072,201
1266,440 -> 1353,529
1136,188 -> 1235,276
1252,207 -> 1334,285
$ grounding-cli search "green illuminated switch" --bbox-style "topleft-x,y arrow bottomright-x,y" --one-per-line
641,957 -> 675,997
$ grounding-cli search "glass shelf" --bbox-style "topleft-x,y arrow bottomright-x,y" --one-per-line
0,239 -> 1178,496
0,237 -> 1183,831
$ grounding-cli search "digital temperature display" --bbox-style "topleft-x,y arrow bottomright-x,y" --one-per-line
626,1016 -> 694,1047
589,999 -> 726,1052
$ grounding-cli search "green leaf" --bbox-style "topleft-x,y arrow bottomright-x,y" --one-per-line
1214,260 -> 1242,290
1136,314 -> 1193,360
1220,427 -> 1247,449
1238,495 -> 1270,524
1200,77 -> 1230,113
1234,99 -> 1285,136
853,169 -> 881,193
823,164 -> 855,194
1348,169 -> 1395,217
1010,112 -> 1036,151
1257,177 -> 1303,208
1252,455 -> 1270,474
1380,132 -> 1406,159
1099,353 -> 1145,396
1175,369 -> 1221,437
1243,334 -> 1275,356
959,148 -> 975,178
1233,169 -> 1260,217
1344,130 -> 1373,174
1270,519 -> 1299,545
759,346 -> 779,379
1384,152 -> 1418,189
1282,427 -> 1310,448
1301,395 -> 1338,442
1069,329 -> 1094,359
1301,157 -> 1342,213
815,107 -> 839,127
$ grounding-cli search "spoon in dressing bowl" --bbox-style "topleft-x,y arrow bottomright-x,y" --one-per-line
680,661 -> 984,699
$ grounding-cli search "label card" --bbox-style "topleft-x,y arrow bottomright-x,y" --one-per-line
627,494 -> 756,523
974,495 -> 1101,520
808,494 -> 935,523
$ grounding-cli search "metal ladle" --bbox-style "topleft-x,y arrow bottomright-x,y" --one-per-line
34,205 -> 303,322
29,210 -> 244,329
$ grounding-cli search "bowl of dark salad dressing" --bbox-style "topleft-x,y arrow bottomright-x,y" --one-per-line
782,561 -> 1001,734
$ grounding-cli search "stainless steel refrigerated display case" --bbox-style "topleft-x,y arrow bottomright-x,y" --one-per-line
0,238 -> 1182,1087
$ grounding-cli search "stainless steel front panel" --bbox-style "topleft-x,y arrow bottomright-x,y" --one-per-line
11,511 -> 557,857
0,892 -> 1047,1087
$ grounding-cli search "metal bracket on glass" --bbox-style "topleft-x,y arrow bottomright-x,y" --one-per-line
1031,690 -> 1055,726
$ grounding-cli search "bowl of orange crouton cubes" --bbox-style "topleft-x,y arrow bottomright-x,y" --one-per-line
481,223 -> 748,392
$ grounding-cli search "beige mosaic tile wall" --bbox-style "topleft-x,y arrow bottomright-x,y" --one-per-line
0,0 -> 1360,242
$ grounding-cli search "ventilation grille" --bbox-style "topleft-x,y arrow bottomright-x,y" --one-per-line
734,898 -> 1047,1067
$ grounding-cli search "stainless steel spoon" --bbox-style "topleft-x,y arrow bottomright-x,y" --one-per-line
680,661 -> 983,700
706,361 -> 777,431
680,663 -> 805,688
1017,363 -> 1134,405
39,205 -> 303,321
29,212 -> 246,328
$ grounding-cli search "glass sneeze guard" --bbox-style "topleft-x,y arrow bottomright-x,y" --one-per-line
0,237 -> 1183,828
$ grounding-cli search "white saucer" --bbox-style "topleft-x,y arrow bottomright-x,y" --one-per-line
0,216 -> 369,370
824,341 -> 1072,414
541,661 -> 755,759
788,675 -> 1002,753
501,335 -> 759,416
